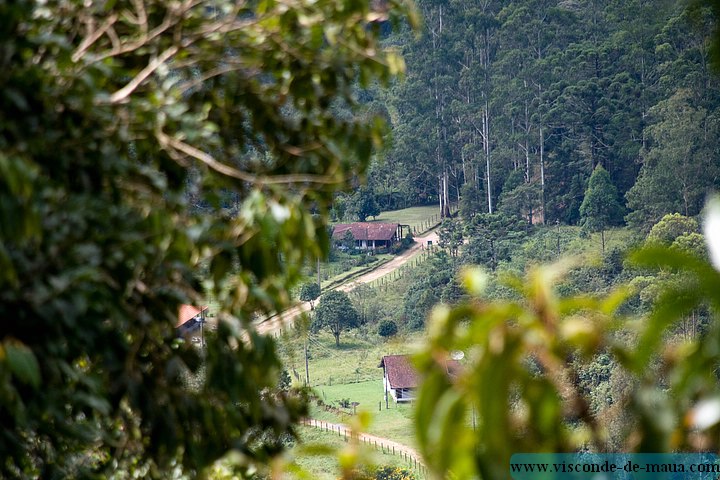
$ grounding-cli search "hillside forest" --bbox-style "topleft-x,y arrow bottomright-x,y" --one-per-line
340,0 -> 720,233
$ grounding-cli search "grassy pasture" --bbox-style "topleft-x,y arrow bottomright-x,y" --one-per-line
279,330 -> 423,447
288,426 -> 421,479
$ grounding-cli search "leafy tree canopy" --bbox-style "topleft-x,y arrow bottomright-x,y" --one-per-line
347,185 -> 382,222
299,282 -> 321,310
647,213 -> 700,245
625,90 -> 720,231
416,243 -> 720,479
0,0 -> 416,477
378,320 -> 399,337
438,218 -> 464,257
462,213 -> 527,271
313,290 -> 359,346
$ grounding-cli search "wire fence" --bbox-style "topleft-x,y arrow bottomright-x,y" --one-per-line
406,203 -> 458,236
301,418 -> 429,479
366,246 -> 439,289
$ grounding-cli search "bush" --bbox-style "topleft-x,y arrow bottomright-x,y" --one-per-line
375,466 -> 416,480
349,466 -> 417,480
378,320 -> 398,337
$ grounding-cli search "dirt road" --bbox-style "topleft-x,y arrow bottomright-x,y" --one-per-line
301,418 -> 424,467
337,230 -> 439,291
256,230 -> 439,335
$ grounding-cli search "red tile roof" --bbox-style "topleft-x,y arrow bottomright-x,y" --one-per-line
379,354 -> 419,389
177,304 -> 208,328
332,223 -> 399,241
379,354 -> 461,389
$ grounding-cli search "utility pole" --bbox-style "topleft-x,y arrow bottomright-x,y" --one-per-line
304,339 -> 310,386
317,258 -> 321,293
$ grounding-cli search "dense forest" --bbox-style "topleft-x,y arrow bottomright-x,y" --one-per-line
355,0 -> 720,232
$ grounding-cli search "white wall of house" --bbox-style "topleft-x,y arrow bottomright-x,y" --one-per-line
383,372 -> 415,403
383,373 -> 397,401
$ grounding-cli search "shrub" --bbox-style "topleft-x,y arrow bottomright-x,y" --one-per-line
378,320 -> 398,337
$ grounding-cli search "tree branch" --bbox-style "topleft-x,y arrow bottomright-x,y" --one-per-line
72,13 -> 119,62
109,46 -> 179,104
156,131 -> 342,186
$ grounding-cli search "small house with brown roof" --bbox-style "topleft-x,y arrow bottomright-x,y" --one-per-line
379,354 -> 419,403
379,354 -> 461,403
332,222 -> 402,250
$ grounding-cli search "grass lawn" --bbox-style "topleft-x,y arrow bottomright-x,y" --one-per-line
560,226 -> 638,261
281,330 -> 424,387
312,381 -> 418,448
288,426 -> 420,479
373,205 -> 444,234
280,330 -> 425,447
320,254 -> 392,290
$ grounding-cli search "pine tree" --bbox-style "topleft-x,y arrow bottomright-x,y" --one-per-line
580,165 -> 625,252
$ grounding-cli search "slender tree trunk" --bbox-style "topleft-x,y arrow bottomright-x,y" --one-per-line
455,174 -> 461,206
524,98 -> 531,183
438,175 -> 444,217
540,126 -> 545,224
443,170 -> 451,217
484,103 -> 492,214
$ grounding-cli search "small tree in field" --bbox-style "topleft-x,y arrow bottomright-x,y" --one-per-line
299,282 -> 321,310
378,320 -> 398,338
313,290 -> 359,346
580,165 -> 624,252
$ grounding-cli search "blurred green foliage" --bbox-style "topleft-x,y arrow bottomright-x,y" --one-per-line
0,0 -> 416,477
415,244 -> 720,479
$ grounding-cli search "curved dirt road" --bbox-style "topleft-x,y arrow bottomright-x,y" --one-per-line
337,230 -> 439,291
256,230 -> 439,335
302,418 -> 424,467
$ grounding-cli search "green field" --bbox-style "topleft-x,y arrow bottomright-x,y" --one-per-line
288,426 -> 421,480
319,253 -> 392,289
280,330 -> 424,447
282,330 -> 424,387
330,204 -> 451,235
373,205 -> 447,234
312,381 -> 418,448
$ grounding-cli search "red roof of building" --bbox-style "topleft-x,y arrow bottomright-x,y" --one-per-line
177,304 -> 208,328
379,354 -> 461,389
332,222 -> 399,241
379,354 -> 420,389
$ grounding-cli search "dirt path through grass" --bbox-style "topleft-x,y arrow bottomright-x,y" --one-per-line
336,230 -> 438,291
302,418 -> 424,467
256,230 -> 438,336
